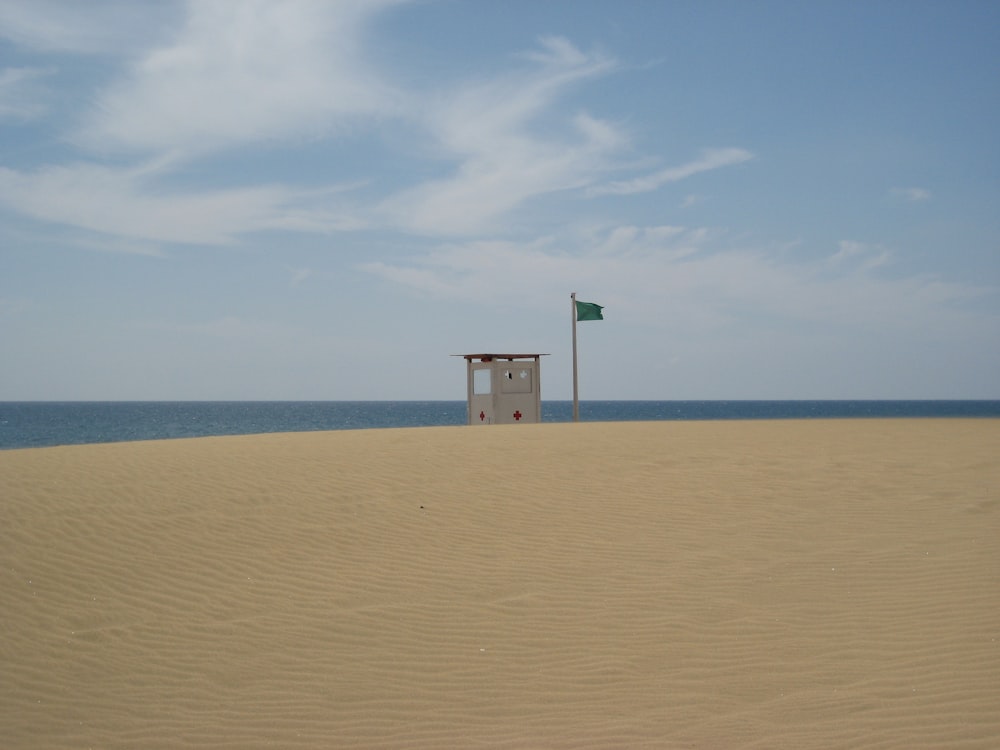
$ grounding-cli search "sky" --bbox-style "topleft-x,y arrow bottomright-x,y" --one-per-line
1,0 -> 998,401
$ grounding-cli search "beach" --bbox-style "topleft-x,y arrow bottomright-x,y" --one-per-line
2,419 -> 998,748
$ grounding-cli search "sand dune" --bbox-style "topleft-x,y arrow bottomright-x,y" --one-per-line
1,419 -> 998,748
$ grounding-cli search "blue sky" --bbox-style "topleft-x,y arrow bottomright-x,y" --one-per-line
1,0 -> 997,400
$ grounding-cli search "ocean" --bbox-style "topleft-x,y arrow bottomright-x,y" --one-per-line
1,400 -> 998,450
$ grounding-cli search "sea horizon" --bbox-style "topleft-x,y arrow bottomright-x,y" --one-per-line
2,399 -> 999,451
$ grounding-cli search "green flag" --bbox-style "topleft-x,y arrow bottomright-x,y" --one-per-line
575,300 -> 604,321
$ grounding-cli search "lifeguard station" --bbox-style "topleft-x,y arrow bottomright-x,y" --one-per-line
457,353 -> 546,425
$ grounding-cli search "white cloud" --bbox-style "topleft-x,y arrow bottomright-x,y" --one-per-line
0,9 -> 749,249
588,147 -> 754,196
74,0 -> 404,157
2,12 -> 633,242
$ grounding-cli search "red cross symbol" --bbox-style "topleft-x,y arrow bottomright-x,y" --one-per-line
513,410 -> 522,421
479,411 -> 486,421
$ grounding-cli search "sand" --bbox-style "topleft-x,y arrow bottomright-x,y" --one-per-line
1,419 -> 998,749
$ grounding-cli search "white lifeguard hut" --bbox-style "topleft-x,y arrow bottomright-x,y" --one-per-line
457,353 -> 547,425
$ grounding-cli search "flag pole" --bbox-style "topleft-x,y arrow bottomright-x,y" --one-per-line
571,292 -> 579,422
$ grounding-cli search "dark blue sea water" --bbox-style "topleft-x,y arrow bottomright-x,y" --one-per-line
1,401 -> 998,450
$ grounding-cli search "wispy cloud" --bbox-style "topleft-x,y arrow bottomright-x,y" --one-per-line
0,161 -> 363,248
289,268 -> 313,286
829,240 -> 891,270
588,147 -> 754,196
379,36 -> 623,234
0,0 -> 179,55
0,66 -> 52,120
361,224 -> 993,341
360,225 -> 720,310
891,187 -> 931,202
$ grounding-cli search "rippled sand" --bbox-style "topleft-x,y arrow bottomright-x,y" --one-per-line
2,419 -> 998,749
